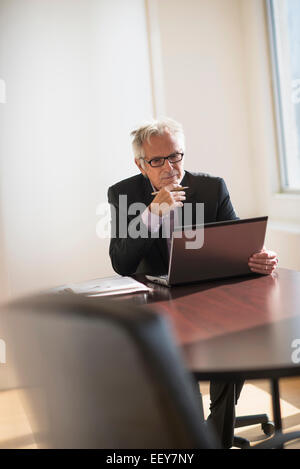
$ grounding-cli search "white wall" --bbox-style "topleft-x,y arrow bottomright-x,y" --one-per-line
240,0 -> 300,270
153,0 -> 257,219
0,0 -> 153,299
153,0 -> 300,270
0,0 -> 298,393
0,0 -> 298,304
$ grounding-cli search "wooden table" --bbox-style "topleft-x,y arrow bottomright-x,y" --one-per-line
122,268 -> 300,437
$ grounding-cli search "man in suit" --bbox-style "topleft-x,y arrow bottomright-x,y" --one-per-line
108,118 -> 278,448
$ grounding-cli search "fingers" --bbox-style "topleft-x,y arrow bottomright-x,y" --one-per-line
150,186 -> 186,216
248,248 -> 278,275
251,250 -> 277,259
152,187 -> 186,207
165,183 -> 182,191
248,257 -> 278,266
172,192 -> 186,202
172,191 -> 186,197
248,264 -> 277,275
248,258 -> 278,275
160,184 -> 187,196
169,195 -> 186,210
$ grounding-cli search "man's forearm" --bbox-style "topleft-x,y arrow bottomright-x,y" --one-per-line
109,234 -> 156,276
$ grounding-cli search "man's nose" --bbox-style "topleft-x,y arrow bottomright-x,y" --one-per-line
164,158 -> 173,170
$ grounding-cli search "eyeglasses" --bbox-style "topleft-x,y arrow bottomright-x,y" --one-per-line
142,152 -> 184,168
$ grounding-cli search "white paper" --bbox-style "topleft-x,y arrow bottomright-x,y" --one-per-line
63,276 -> 151,297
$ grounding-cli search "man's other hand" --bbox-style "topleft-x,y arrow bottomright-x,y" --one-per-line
248,248 -> 278,275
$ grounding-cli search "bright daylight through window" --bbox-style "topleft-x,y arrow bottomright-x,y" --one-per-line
267,0 -> 300,191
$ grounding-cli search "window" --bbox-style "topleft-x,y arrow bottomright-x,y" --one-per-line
267,0 -> 300,192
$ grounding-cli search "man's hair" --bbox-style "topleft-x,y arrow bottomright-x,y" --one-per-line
131,117 -> 185,168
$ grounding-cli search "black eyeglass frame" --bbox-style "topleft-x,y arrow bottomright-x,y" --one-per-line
141,152 -> 184,168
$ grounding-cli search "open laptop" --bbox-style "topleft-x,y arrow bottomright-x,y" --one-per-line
146,216 -> 268,286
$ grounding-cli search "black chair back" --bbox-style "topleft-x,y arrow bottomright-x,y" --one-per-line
2,293 -> 217,448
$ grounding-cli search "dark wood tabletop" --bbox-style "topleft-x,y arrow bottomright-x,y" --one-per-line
125,268 -> 300,381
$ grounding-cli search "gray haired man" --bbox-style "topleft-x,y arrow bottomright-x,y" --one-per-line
108,117 -> 278,448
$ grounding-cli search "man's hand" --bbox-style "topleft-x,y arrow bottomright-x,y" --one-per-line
149,184 -> 186,217
248,248 -> 278,275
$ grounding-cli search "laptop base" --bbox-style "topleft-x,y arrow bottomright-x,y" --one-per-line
145,275 -> 170,287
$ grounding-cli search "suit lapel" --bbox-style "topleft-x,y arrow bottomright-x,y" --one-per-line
141,176 -> 154,208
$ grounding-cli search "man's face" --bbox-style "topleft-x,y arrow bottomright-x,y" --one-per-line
135,131 -> 184,190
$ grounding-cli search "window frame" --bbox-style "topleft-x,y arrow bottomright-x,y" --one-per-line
266,0 -> 300,194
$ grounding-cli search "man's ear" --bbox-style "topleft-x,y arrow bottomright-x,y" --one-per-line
135,158 -> 146,176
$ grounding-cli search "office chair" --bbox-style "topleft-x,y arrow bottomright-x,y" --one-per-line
195,389 -> 275,449
1,293 -> 299,449
234,414 -> 275,449
2,293 -> 217,448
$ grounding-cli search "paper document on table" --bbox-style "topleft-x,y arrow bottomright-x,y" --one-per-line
64,276 -> 151,297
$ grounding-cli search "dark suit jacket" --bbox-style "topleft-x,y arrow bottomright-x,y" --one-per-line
108,171 -> 238,276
